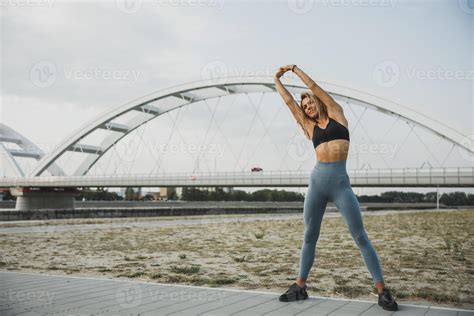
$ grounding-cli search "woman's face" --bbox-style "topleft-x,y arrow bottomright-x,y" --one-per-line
302,97 -> 318,119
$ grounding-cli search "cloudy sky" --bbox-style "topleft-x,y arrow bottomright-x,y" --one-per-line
1,0 -> 472,195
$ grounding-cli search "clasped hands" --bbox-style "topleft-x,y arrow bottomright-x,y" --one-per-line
275,64 -> 297,79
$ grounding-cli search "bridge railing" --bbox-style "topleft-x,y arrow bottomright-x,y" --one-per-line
0,167 -> 472,187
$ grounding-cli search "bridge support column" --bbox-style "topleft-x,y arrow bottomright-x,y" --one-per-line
10,187 -> 80,210
436,184 -> 440,209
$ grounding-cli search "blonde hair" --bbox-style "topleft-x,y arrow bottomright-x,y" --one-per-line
298,91 -> 328,140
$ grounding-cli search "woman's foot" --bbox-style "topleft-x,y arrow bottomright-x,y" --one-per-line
278,282 -> 309,302
378,288 -> 399,311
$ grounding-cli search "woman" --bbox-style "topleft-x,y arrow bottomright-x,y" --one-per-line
274,64 -> 398,311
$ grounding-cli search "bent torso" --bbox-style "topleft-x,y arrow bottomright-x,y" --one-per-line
307,111 -> 350,162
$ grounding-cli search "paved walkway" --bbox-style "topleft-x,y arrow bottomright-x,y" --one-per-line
0,272 -> 472,315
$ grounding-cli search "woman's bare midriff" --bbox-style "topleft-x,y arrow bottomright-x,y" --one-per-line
315,140 -> 350,162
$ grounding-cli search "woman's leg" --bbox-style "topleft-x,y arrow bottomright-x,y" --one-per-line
297,172 -> 329,285
331,174 -> 385,286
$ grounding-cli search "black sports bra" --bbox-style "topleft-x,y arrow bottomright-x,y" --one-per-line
312,117 -> 350,149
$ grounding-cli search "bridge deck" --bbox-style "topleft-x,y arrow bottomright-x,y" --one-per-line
1,272 -> 472,316
1,167 -> 473,188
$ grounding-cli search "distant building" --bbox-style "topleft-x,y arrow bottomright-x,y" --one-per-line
160,187 -> 177,200
0,188 -> 8,201
118,189 -> 126,199
201,187 -> 234,193
224,187 -> 234,194
142,191 -> 161,200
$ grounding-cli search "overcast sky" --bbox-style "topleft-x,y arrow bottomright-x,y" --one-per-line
1,0 -> 472,195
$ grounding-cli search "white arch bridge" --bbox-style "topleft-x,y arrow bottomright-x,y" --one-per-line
0,77 -> 472,209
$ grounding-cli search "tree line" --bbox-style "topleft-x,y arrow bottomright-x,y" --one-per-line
2,187 -> 473,206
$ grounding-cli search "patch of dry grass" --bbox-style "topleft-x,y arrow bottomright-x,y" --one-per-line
0,209 -> 472,309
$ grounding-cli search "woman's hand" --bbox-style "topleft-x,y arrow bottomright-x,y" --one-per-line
274,64 -> 296,80
282,64 -> 296,72
274,67 -> 286,79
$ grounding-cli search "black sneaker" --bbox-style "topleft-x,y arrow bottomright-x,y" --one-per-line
279,282 -> 309,302
378,288 -> 399,311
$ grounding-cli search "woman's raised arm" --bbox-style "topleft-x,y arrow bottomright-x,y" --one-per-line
290,65 -> 343,114
274,67 -> 311,139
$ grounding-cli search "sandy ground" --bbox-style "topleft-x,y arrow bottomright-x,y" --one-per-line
0,208 -> 473,310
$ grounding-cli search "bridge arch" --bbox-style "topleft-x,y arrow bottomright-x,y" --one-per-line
30,76 -> 472,177
0,123 -> 64,177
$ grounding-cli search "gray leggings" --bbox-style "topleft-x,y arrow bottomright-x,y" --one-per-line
298,159 -> 384,284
